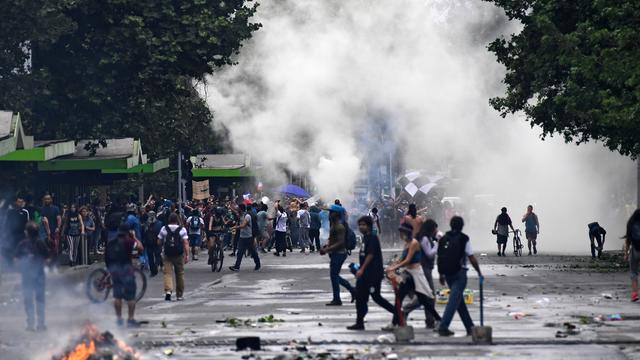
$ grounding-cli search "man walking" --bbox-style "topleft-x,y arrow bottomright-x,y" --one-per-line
15,222 -> 49,331
41,193 -> 61,255
158,213 -> 189,301
298,202 -> 311,253
437,216 -> 483,337
309,205 -> 322,252
229,204 -> 261,272
319,204 -> 355,306
105,224 -> 144,327
493,207 -> 515,256
3,194 -> 28,268
186,210 -> 204,261
347,216 -> 395,330
143,211 -> 163,277
522,205 -> 540,255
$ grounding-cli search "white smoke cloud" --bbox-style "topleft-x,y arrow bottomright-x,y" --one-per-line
201,0 -> 635,252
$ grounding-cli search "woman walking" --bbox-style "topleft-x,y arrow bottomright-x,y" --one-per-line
386,223 -> 441,329
61,204 -> 84,266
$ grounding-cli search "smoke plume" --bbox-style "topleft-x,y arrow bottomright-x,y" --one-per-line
201,0 -> 635,252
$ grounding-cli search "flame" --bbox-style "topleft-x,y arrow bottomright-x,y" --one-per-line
61,341 -> 96,360
55,322 -> 141,360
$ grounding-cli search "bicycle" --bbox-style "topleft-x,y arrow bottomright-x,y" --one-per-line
85,266 -> 147,303
512,229 -> 524,257
208,233 -> 224,272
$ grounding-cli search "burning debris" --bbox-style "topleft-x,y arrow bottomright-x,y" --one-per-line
52,323 -> 140,360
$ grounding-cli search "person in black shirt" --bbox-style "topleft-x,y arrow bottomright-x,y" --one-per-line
15,222 -> 49,331
2,195 -> 28,268
347,216 -> 395,330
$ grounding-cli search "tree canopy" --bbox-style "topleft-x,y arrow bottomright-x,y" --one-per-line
0,0 -> 259,157
486,0 -> 640,157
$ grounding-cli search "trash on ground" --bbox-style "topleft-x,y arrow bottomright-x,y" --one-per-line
606,314 -> 622,321
163,349 -> 174,356
508,312 -> 532,320
535,298 -> 550,307
258,314 -> 285,323
601,293 -> 613,299
377,334 -> 395,343
436,289 -> 474,305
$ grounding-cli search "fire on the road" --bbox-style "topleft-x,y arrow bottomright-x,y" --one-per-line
53,322 -> 140,360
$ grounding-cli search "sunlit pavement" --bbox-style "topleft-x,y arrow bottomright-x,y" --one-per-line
1,251 -> 640,359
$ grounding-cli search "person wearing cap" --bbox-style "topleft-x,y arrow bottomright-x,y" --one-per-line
493,207 -> 515,256
319,204 -> 355,306
143,211 -> 163,277
105,223 -> 144,327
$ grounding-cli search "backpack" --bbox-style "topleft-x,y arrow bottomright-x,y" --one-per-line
437,231 -> 468,275
250,212 -> 259,238
345,223 -> 357,252
105,237 -> 130,268
163,226 -> 184,256
107,211 -> 126,231
189,216 -> 201,231
631,223 -> 640,251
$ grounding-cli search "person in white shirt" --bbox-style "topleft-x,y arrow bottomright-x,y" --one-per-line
157,213 -> 189,301
185,210 -> 204,261
273,201 -> 288,257
297,202 -> 311,253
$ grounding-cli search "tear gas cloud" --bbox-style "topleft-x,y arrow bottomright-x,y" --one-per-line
201,0 -> 635,252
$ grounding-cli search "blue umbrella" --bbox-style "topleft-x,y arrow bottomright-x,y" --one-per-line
275,184 -> 310,198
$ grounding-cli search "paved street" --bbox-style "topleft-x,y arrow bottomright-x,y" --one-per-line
1,251 -> 640,359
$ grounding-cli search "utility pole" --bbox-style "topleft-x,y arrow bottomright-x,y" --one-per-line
178,151 -> 183,205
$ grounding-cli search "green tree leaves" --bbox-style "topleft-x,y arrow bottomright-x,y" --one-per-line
486,0 -> 640,157
0,0 -> 260,158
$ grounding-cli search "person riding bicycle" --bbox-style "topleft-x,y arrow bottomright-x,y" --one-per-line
493,207 -> 515,257
105,224 -> 144,328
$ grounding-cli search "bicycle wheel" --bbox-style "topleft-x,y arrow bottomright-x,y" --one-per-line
216,245 -> 224,272
86,268 -> 111,303
133,268 -> 147,303
517,239 -> 523,257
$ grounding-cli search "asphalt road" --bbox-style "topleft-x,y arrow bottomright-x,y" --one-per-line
1,250 -> 640,359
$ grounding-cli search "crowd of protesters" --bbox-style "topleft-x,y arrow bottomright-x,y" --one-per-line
4,188 -> 640,336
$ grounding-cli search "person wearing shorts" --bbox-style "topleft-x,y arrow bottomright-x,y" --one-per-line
105,224 -> 143,327
522,205 -> 540,255
186,211 -> 204,261
493,207 -> 514,257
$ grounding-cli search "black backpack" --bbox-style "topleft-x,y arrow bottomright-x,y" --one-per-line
189,216 -> 201,231
163,226 -> 184,256
250,212 -> 259,238
105,237 -> 130,268
345,222 -> 357,252
437,231 -> 468,275
106,211 -> 126,231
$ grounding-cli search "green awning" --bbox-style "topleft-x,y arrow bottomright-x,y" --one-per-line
192,167 -> 255,178
38,156 -> 139,171
102,158 -> 169,174
0,140 -> 75,161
